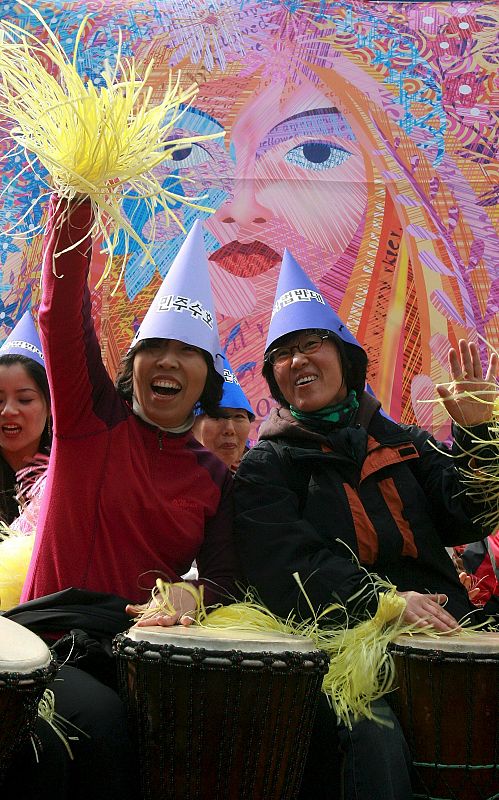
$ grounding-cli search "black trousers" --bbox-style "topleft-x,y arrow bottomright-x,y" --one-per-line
299,695 -> 413,800
2,665 -> 137,800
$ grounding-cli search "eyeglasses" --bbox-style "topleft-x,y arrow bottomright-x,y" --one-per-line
265,333 -> 330,366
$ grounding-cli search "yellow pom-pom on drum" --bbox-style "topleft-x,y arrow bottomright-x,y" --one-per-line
0,616 -> 57,779
114,625 -> 328,800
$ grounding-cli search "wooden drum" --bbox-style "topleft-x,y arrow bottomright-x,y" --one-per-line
0,616 -> 57,780
114,624 -> 328,800
390,631 -> 499,800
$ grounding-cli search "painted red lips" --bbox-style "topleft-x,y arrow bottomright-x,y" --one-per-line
209,241 -> 281,277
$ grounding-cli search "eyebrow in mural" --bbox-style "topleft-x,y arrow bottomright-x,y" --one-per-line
258,107 -> 356,150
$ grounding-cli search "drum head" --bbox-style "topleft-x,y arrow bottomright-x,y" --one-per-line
126,624 -> 316,653
0,616 -> 51,674
392,630 -> 499,655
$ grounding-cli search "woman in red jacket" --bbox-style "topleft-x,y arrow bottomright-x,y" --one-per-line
7,197 -> 240,800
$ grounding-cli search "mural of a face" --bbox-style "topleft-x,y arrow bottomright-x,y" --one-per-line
0,1 -> 497,436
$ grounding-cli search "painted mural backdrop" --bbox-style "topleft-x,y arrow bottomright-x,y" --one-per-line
0,1 -> 497,436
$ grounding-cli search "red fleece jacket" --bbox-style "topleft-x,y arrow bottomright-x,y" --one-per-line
22,197 -> 239,605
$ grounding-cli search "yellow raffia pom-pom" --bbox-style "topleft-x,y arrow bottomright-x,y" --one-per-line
134,570 -> 493,727
192,574 -> 488,728
0,527 -> 35,610
197,585 -> 416,728
0,2 -> 223,288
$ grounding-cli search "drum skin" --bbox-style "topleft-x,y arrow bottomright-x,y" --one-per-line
114,632 -> 328,800
389,635 -> 499,800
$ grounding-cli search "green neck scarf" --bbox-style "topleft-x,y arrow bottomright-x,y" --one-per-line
290,390 -> 359,433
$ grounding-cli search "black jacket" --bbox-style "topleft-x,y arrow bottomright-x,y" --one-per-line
234,395 -> 493,623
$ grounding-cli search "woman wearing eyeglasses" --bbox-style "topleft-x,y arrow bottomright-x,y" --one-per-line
234,250 -> 498,800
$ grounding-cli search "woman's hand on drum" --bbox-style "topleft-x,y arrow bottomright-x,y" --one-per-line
396,591 -> 460,633
436,340 -> 497,427
126,585 -> 198,627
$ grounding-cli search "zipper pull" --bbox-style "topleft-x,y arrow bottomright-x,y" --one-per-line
158,430 -> 163,450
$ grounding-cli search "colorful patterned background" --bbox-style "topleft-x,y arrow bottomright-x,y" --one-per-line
0,0 -> 497,437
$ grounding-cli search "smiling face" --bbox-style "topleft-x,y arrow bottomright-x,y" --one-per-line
0,362 -> 48,470
132,339 -> 208,429
272,334 -> 347,412
192,406 -> 251,467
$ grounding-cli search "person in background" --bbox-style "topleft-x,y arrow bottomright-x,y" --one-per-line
0,311 -> 51,527
193,354 -> 254,472
234,249 -> 498,800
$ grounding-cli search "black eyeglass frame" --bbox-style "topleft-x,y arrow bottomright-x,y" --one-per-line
265,332 -> 331,366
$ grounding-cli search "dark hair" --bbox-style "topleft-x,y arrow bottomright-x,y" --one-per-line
262,328 -> 368,408
115,338 -> 224,418
0,354 -> 52,524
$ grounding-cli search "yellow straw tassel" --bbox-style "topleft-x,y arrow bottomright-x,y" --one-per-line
136,570 -> 496,727
192,578 -> 489,728
0,2 -> 224,287
0,528 -> 35,610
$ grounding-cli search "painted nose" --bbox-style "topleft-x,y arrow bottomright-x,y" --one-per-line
220,180 -> 271,226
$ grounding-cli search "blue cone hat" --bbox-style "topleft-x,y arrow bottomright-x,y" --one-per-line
130,220 -> 223,374
219,355 -> 254,419
265,249 -> 364,354
0,310 -> 44,367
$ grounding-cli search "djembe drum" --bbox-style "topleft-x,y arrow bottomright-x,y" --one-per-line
390,632 -> 499,800
0,616 -> 57,780
114,625 -> 328,800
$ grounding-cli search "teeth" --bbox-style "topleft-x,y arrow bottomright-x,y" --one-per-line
151,378 -> 182,395
152,379 -> 181,390
295,375 -> 317,386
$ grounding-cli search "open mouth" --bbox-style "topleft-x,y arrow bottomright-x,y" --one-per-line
1,425 -> 22,436
295,375 -> 318,387
151,379 -> 182,398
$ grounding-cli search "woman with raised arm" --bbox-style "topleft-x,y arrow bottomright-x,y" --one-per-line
5,198 -> 239,800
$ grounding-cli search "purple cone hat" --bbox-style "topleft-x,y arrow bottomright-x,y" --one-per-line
0,310 -> 44,367
265,249 -> 363,354
130,221 -> 223,374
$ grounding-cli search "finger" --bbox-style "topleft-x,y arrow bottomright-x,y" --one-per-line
436,384 -> 451,400
469,342 -> 482,379
459,340 -> 474,380
125,604 -> 143,618
180,614 -> 195,627
448,348 -> 461,381
485,352 -> 498,384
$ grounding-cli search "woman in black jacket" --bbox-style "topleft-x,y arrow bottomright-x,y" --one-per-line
234,249 -> 498,800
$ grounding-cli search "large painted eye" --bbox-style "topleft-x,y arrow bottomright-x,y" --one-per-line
284,141 -> 351,170
169,143 -> 211,167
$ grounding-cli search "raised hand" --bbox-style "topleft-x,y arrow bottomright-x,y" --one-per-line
436,340 -> 497,427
